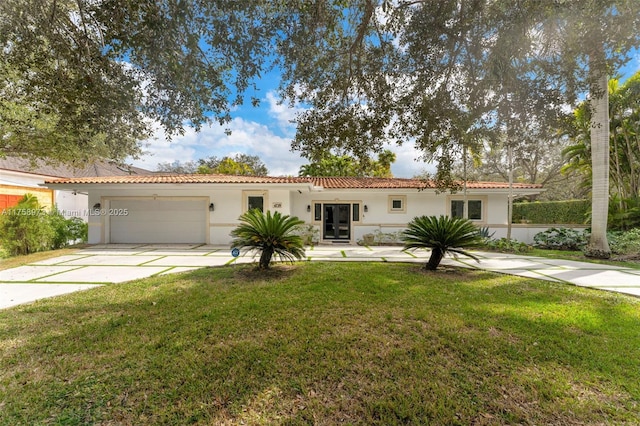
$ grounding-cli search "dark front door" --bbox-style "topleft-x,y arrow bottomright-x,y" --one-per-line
324,204 -> 350,240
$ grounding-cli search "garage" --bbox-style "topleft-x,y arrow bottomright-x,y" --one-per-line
109,198 -> 207,244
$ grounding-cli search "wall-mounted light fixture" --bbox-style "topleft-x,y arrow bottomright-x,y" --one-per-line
364,205 -> 368,212
209,203 -> 215,212
307,205 -> 311,212
93,203 -> 101,209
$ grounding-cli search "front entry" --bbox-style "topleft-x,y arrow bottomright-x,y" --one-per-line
323,204 -> 350,240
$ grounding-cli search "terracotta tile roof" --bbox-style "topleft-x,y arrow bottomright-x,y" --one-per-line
0,156 -> 153,178
45,174 -> 306,185
307,177 -> 542,189
45,174 -> 543,190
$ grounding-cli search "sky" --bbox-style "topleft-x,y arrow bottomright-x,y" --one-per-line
128,54 -> 640,178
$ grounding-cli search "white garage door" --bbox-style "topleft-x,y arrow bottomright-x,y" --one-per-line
109,199 -> 207,244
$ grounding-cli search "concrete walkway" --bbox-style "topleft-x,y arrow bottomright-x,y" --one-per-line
1,244 -> 640,309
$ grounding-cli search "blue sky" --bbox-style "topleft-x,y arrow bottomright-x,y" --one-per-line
129,54 -> 640,178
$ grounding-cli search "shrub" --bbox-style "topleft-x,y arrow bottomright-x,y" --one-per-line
608,195 -> 640,231
402,215 -> 482,270
373,229 -> 404,245
0,194 -> 54,256
65,217 -> 88,243
513,200 -> 590,224
608,229 -> 640,255
293,224 -> 319,246
230,209 -> 305,269
533,227 -> 588,251
483,238 -> 532,253
0,196 -> 89,256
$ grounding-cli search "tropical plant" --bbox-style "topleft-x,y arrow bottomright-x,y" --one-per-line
608,228 -> 640,256
402,215 -> 482,270
533,228 -> 588,251
230,209 -> 305,269
0,196 -> 89,256
0,194 -> 53,255
483,238 -> 533,254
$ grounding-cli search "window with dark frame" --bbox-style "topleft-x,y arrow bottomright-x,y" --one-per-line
451,200 -> 464,218
450,200 -> 482,220
248,196 -> 264,212
468,200 -> 482,220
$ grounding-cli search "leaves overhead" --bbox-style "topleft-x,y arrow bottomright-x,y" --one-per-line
2,0 -> 640,175
0,0 -> 274,164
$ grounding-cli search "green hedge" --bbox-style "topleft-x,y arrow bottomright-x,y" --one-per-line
513,200 -> 590,224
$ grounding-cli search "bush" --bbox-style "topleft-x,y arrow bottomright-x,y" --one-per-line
0,195 -> 54,256
0,195 -> 89,256
483,238 -> 532,253
533,227 -> 588,251
293,224 -> 319,246
608,195 -> 640,231
513,200 -> 590,224
608,229 -> 640,255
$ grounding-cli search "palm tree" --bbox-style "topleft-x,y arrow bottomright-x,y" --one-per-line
230,209 -> 305,269
402,215 -> 482,271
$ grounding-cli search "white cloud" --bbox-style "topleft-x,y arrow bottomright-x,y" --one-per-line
265,91 -> 302,133
129,91 -> 432,178
129,116 -> 306,176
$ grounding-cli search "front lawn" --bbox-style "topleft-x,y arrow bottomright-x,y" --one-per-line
1,262 -> 639,424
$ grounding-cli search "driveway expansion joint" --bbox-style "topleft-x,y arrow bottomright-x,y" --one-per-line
3,245 -> 640,310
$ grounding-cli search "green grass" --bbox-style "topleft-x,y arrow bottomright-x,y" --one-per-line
0,245 -> 86,271
527,248 -> 640,270
1,262 -> 639,425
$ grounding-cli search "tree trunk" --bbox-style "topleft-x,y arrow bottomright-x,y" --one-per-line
259,247 -> 274,269
426,248 -> 444,270
585,49 -> 611,258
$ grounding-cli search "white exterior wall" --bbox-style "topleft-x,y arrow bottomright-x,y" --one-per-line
69,183 -> 519,245
295,190 -> 510,244
83,185 -> 302,245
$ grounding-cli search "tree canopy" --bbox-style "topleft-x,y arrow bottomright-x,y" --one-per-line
0,0 -> 273,164
157,154 -> 268,176
298,150 -> 396,177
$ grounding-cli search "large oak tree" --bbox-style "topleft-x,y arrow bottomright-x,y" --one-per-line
0,0 -> 273,164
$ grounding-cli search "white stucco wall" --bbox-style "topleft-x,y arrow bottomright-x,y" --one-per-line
66,183 -> 518,245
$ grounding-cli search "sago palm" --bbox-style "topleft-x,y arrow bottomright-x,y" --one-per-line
230,209 -> 305,269
402,215 -> 482,270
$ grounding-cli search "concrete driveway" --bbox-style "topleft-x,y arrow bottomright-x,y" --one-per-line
2,244 -> 640,309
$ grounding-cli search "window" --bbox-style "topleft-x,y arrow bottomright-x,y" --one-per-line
243,191 -> 267,213
314,203 -> 322,221
388,195 -> 407,213
352,203 -> 360,222
449,199 -> 484,221
451,200 -> 464,218
248,196 -> 264,212
468,200 -> 482,220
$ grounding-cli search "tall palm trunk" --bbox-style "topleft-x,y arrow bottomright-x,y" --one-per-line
585,47 -> 611,258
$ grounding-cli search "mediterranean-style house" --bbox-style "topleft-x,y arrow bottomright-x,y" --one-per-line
0,157 -> 152,217
43,174 -> 543,245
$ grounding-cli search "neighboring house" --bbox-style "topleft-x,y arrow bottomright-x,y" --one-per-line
44,174 -> 543,245
0,157 -> 153,218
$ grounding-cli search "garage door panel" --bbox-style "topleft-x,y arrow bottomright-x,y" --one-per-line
109,199 -> 207,244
